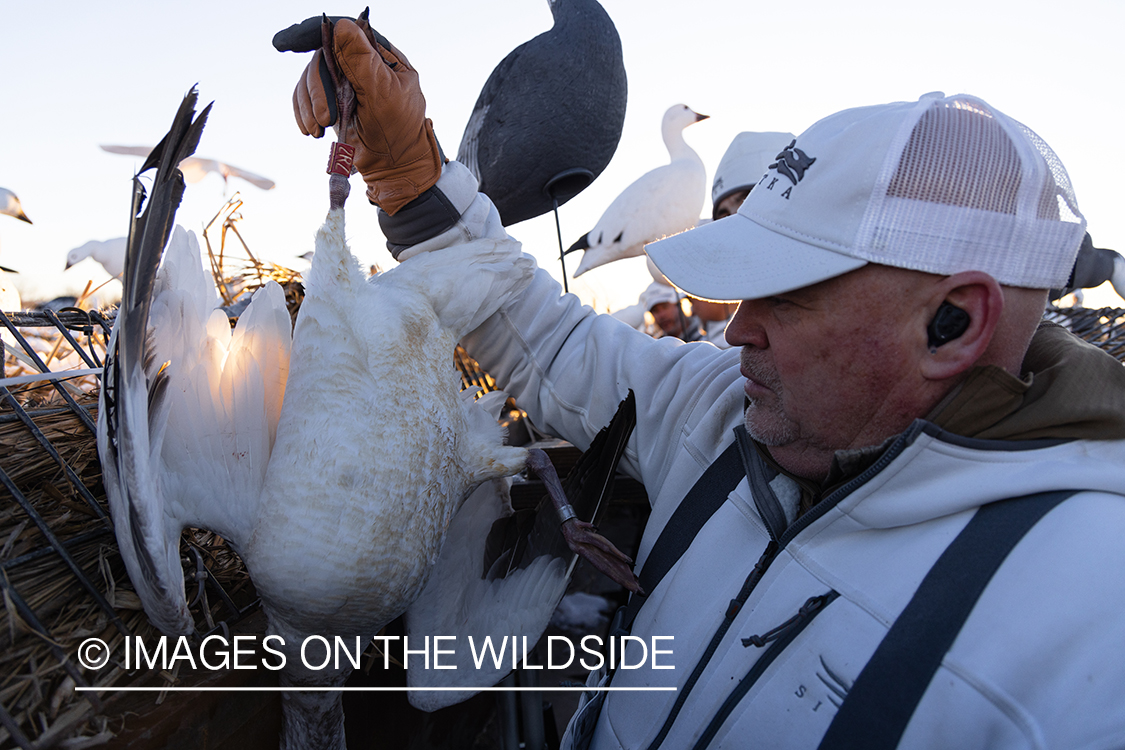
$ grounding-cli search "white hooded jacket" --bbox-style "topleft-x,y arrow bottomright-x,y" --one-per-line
409,164 -> 1125,749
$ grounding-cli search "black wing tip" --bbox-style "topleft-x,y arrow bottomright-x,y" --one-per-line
122,87 -> 210,326
562,389 -> 637,510
137,87 -> 210,177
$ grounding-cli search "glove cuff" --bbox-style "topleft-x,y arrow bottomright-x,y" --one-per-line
379,187 -> 462,260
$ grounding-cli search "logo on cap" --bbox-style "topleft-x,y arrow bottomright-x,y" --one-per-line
759,140 -> 816,200
770,140 -> 816,186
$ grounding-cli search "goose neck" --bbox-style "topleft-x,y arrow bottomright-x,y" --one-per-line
664,126 -> 700,164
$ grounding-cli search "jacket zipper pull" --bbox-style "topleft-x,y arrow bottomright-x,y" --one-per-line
727,541 -> 781,621
742,593 -> 834,648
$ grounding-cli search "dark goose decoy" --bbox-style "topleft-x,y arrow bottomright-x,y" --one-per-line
457,0 -> 628,227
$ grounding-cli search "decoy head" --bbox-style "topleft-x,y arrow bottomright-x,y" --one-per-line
664,104 -> 709,133
0,188 -> 31,224
65,241 -> 97,270
1109,248 -> 1125,300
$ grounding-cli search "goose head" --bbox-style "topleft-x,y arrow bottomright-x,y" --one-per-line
663,103 -> 709,137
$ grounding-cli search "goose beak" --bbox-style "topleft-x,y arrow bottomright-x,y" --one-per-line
563,232 -> 589,256
694,112 -> 710,123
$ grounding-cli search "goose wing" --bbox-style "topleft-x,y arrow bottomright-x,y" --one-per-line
456,46 -> 523,182
405,392 -> 637,710
101,147 -> 276,190
213,160 -> 276,190
97,91 -> 292,635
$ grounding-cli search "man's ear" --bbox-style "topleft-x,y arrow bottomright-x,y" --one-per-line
920,271 -> 1004,381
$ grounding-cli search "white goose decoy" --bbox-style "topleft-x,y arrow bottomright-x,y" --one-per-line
100,144 -> 276,190
566,104 -> 709,277
1,188 -> 32,224
0,268 -> 19,315
101,89 -> 637,748
65,237 -> 127,278
0,188 -> 28,314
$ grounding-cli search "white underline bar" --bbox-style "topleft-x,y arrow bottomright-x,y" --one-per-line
75,686 -> 676,693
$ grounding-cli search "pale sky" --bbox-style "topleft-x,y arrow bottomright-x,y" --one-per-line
2,0 -> 1122,310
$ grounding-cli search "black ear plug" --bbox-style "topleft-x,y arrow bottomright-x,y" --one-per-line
927,302 -> 970,350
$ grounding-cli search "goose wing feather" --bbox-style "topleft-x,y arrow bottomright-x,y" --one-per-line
151,232 -> 290,535
405,475 -> 570,711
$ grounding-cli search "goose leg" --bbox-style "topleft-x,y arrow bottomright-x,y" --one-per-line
525,448 -> 642,593
279,672 -> 348,750
270,620 -> 350,750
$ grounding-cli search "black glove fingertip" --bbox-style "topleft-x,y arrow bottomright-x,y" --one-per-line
273,14 -> 352,53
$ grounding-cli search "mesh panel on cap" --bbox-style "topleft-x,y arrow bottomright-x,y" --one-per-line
1017,121 -> 1082,224
861,96 -> 1084,288
887,103 -> 1021,215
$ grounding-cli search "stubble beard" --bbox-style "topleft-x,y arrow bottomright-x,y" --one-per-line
743,402 -> 800,447
741,352 -> 800,447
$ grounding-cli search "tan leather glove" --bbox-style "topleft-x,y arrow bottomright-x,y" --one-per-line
292,18 -> 442,215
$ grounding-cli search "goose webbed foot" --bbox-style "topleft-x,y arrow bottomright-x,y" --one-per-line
560,517 -> 643,594
525,447 -> 643,594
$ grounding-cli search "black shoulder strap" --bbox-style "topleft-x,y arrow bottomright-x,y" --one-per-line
817,489 -> 1078,750
616,439 -> 747,635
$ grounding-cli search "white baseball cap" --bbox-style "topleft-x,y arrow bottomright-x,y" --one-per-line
648,93 -> 1086,302
640,280 -> 679,311
711,131 -> 796,218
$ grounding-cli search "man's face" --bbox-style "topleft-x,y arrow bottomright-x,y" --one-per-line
650,301 -> 684,336
714,189 -> 751,219
725,264 -> 932,480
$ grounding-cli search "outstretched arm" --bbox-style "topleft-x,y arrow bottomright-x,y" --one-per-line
278,14 -> 742,505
